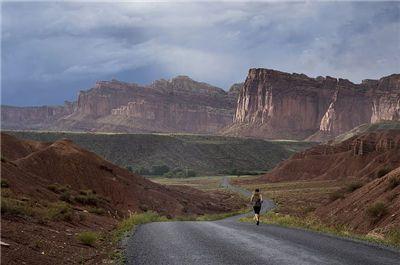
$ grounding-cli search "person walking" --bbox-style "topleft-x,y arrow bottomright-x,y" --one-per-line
250,188 -> 263,225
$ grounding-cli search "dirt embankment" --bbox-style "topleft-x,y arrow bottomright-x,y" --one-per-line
1,133 -> 245,264
260,130 -> 400,182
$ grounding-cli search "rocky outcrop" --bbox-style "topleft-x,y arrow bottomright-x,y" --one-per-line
54,76 -> 237,133
224,68 -> 400,140
259,129 -> 400,182
1,101 -> 75,130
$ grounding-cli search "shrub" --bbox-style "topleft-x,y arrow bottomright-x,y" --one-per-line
88,207 -> 106,215
151,164 -> 170,175
345,181 -> 363,192
47,202 -> 73,221
135,166 -> 150,175
377,167 -> 391,178
1,197 -> 34,217
1,156 -> 6,162
366,202 -> 388,221
329,190 -> 345,201
77,231 -> 99,246
388,176 -> 400,190
186,170 -> 197,178
1,179 -> 10,188
47,183 -> 70,193
59,191 -> 73,203
75,190 -> 104,206
126,165 -> 134,172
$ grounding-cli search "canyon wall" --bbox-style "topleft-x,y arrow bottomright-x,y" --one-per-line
1,76 -> 236,134
223,69 -> 400,140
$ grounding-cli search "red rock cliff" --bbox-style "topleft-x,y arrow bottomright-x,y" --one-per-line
224,68 -> 400,140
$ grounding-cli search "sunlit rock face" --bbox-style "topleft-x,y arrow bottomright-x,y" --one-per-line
1,77 -> 237,134
224,68 -> 399,141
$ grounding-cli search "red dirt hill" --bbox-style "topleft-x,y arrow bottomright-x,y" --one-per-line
316,167 -> 400,234
260,130 -> 400,182
1,133 -> 244,216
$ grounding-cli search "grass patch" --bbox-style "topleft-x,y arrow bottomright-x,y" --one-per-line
366,202 -> 388,221
47,202 -> 74,222
329,190 -> 345,201
1,179 -> 10,188
113,211 -> 168,242
88,207 -> 106,215
345,181 -> 363,192
77,231 -> 99,246
240,212 -> 399,248
388,176 -> 400,190
75,190 -> 105,206
387,228 -> 400,246
1,197 -> 35,217
47,183 -> 70,193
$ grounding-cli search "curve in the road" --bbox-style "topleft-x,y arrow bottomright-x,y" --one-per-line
124,176 -> 400,265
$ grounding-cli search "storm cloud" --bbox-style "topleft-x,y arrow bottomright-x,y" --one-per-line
1,1 -> 399,106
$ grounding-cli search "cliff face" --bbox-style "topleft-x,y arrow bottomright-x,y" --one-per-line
224,69 -> 400,140
1,102 -> 75,130
54,76 -> 236,133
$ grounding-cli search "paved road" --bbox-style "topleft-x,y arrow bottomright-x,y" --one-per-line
124,177 -> 400,265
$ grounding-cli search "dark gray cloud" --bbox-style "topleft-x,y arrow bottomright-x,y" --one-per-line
2,1 -> 399,106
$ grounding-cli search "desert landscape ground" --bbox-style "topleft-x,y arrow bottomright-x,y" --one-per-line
2,1 -> 400,264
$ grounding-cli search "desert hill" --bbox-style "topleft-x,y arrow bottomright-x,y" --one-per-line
316,167 -> 400,234
1,133 -> 246,264
259,128 -> 400,182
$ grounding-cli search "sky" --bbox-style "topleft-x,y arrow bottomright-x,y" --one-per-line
1,1 -> 400,106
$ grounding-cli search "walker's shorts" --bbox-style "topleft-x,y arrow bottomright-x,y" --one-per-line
253,206 -> 261,214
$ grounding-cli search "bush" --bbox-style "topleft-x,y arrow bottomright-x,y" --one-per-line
1,197 -> 34,217
151,164 -> 170,175
135,166 -> 150,175
47,202 -> 73,221
47,183 -> 70,193
1,156 -> 7,162
77,231 -> 99,246
377,167 -> 391,178
329,190 -> 345,201
88,207 -> 106,215
388,176 -> 400,189
186,170 -> 197,178
1,179 -> 10,188
366,202 -> 388,221
75,193 -> 102,206
126,165 -> 134,172
59,191 -> 73,203
346,181 -> 363,192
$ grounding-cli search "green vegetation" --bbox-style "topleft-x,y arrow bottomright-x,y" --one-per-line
1,155 -> 7,162
47,183 -> 70,193
75,190 -> 105,206
88,207 -> 106,215
387,228 -> 400,246
113,211 -> 168,242
366,202 -> 388,221
77,231 -> 99,246
7,131 -> 315,175
388,175 -> 400,189
329,190 -> 345,201
1,197 -> 36,217
47,202 -> 74,221
240,212 -> 399,248
1,179 -> 10,188
345,181 -> 363,192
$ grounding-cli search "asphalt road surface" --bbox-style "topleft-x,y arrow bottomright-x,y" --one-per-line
124,177 -> 400,265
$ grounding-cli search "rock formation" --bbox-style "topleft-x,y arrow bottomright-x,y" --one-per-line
2,77 -> 237,134
223,69 -> 400,140
1,101 -> 75,130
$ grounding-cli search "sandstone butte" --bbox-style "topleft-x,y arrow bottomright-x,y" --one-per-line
223,68 -> 400,140
1,69 -> 399,141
